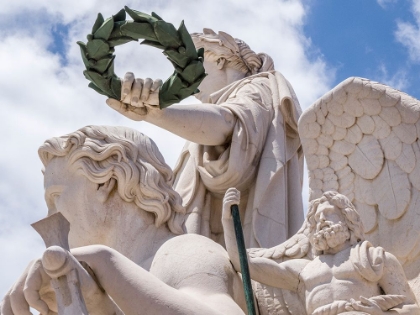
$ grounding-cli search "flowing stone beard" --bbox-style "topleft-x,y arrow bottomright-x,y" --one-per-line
311,221 -> 351,252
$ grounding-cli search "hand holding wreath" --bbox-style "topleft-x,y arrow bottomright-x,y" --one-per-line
79,6 -> 206,110
106,72 -> 162,121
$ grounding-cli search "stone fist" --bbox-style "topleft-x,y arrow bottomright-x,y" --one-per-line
222,188 -> 240,221
0,246 -> 117,315
106,72 -> 162,121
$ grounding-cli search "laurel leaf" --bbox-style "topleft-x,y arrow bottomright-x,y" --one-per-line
86,39 -> 110,59
140,39 -> 165,50
121,22 -> 157,41
108,36 -> 135,47
178,60 -> 205,84
89,55 -> 114,73
109,21 -> 129,39
178,21 -> 197,59
84,70 -> 111,96
348,135 -> 384,179
110,76 -> 122,100
124,6 -> 158,24
154,20 -> 182,48
91,13 -> 104,34
88,82 -> 108,96
163,48 -> 190,68
94,17 -> 114,40
76,41 -> 90,68
151,12 -> 163,21
113,9 -> 126,22
373,160 -> 410,220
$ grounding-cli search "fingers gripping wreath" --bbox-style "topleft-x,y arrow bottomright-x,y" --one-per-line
77,6 -> 206,108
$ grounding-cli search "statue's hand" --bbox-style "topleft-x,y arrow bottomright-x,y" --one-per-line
222,188 -> 240,220
106,72 -> 162,121
345,297 -> 384,315
1,247 -> 118,315
1,258 -> 57,315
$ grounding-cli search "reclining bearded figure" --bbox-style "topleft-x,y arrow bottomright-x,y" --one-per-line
222,189 -> 420,315
106,28 -> 304,248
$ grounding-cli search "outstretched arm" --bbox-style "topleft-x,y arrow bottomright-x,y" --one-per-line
222,188 -> 307,292
106,72 -> 236,146
71,244 -> 244,315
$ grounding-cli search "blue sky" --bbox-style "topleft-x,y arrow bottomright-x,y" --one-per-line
1,0 -> 420,299
306,0 -> 420,98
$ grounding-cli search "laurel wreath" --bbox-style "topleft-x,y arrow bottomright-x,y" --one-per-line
77,6 -> 206,109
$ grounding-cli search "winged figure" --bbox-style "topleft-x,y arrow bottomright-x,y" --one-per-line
249,77 -> 420,313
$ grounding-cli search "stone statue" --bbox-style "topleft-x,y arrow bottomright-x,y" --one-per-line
0,126 -> 246,315
106,28 -> 304,248
223,189 -> 420,315
298,77 -> 420,298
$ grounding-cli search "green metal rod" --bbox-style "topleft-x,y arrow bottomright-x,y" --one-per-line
231,204 -> 256,315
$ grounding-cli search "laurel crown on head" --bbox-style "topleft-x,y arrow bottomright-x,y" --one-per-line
191,28 -> 274,75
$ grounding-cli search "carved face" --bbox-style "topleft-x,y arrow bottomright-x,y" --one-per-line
310,201 -> 350,252
43,157 -> 114,248
194,53 -> 226,103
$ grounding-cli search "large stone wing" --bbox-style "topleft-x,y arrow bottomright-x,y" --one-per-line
298,77 -> 420,277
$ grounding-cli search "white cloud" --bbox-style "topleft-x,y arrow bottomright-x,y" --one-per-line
395,0 -> 420,62
0,0 -> 332,297
377,0 -> 398,9
375,63 -> 410,91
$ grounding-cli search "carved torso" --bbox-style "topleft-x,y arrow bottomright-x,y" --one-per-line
299,246 -> 381,314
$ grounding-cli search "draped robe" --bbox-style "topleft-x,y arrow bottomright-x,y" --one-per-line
173,71 -> 304,248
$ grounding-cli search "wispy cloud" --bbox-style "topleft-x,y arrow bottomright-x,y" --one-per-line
395,0 -> 420,62
375,63 -> 410,91
377,0 -> 398,9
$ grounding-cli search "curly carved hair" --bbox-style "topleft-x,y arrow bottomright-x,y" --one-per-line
307,191 -> 365,247
38,125 -> 185,234
191,28 -> 274,75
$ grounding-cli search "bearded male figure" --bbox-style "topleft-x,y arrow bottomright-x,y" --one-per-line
1,126 -> 246,315
223,189 -> 420,315
106,29 -> 304,248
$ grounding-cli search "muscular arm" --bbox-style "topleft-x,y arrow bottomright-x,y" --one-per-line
222,189 -> 307,292
72,243 -> 244,315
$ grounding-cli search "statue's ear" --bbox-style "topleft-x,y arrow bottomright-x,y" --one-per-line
97,178 -> 116,203
216,57 -> 226,70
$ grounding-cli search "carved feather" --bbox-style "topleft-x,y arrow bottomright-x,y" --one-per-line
372,160 -> 410,220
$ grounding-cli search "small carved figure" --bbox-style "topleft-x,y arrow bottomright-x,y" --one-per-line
106,29 -> 304,248
0,126 -> 246,315
223,188 -> 420,315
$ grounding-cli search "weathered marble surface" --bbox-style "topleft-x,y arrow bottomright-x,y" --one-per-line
223,189 -> 420,315
299,77 -> 420,298
0,126 -> 246,314
106,29 -> 304,248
